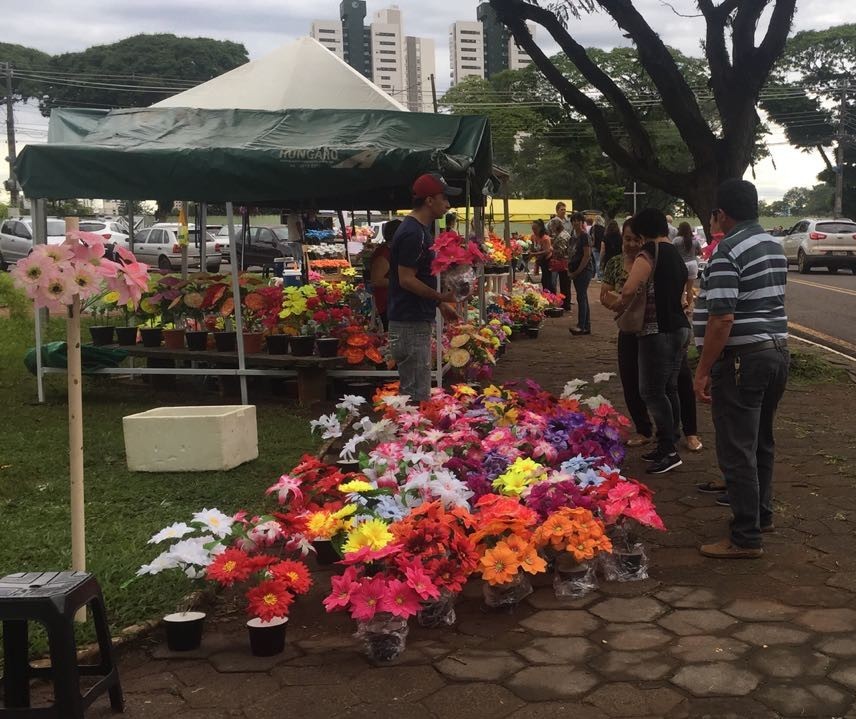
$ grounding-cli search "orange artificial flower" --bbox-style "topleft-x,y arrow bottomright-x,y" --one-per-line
518,542 -> 547,575
480,542 -> 520,585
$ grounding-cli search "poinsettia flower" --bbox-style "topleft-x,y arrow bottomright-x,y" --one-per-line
266,474 -> 304,505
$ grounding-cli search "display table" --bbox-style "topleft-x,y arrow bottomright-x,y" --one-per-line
112,345 -> 344,406
486,273 -> 510,295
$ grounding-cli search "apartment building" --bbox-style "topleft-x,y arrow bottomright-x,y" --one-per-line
370,6 -> 406,95
339,0 -> 372,78
449,21 -> 485,86
310,20 -> 344,59
405,37 -> 436,112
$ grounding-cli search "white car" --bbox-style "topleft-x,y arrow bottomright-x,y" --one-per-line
0,218 -> 68,269
78,220 -> 130,245
782,218 -> 856,274
122,223 -> 222,272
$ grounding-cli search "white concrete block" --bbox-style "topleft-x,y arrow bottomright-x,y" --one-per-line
123,405 -> 258,472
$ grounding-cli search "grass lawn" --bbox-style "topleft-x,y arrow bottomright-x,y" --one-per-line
0,274 -> 316,654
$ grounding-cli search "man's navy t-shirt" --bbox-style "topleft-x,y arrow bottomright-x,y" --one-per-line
388,216 -> 437,323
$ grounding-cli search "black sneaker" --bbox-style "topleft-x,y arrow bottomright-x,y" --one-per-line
646,453 -> 683,474
641,449 -> 663,462
715,492 -> 730,507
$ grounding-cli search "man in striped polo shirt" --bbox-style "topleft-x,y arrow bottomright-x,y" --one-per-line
693,179 -> 790,559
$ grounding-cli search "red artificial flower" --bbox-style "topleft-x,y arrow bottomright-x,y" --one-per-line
206,548 -> 253,586
246,579 -> 294,621
270,560 -> 313,594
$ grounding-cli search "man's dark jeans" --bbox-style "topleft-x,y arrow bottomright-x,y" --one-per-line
572,267 -> 593,331
711,345 -> 790,548
638,327 -> 690,456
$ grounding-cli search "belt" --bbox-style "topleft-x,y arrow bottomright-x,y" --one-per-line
720,338 -> 787,359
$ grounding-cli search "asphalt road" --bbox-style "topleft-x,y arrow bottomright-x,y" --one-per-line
785,268 -> 856,358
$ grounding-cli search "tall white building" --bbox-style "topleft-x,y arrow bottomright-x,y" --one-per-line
310,20 -> 344,59
370,6 -> 406,95
508,24 -> 535,70
405,37 -> 435,112
449,21 -> 485,86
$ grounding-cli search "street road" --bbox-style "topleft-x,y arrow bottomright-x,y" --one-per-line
785,269 -> 856,358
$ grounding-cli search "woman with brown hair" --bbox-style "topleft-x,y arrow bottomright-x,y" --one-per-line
530,219 -> 554,293
674,221 -> 702,314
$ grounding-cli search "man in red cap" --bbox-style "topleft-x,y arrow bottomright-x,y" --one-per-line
387,173 -> 462,401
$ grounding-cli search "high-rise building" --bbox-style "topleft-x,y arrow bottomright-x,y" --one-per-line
405,36 -> 436,112
339,0 -> 372,78
310,20 -> 344,59
449,21 -> 485,86
476,2 -> 508,80
508,28 -> 535,71
370,6 -> 406,95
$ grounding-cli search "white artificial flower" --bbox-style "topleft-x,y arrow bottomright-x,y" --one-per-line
309,414 -> 343,440
168,536 -> 219,567
147,522 -> 193,544
248,520 -> 283,546
561,379 -> 588,398
402,448 -> 434,466
583,395 -> 612,411
593,372 -> 617,383
358,417 -> 398,443
137,551 -> 179,576
336,395 -> 367,415
191,508 -> 234,539
382,394 -> 414,412
339,434 -> 364,461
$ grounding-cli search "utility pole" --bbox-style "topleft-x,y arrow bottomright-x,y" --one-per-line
834,84 -> 848,219
4,62 -> 19,209
430,73 -> 438,114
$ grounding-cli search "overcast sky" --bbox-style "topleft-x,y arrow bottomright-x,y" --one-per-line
6,0 -> 856,204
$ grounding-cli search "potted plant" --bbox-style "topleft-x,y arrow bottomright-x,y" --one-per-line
178,275 -> 211,351
200,277 -> 237,351
279,285 -> 317,356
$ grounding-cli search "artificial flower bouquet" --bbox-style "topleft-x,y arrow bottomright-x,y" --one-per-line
444,323 -> 497,381
338,325 -> 386,366
431,230 -> 486,301
484,234 -> 512,266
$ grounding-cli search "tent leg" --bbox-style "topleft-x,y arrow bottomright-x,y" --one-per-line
226,202 -> 248,406
199,202 -> 207,271
503,190 -> 512,294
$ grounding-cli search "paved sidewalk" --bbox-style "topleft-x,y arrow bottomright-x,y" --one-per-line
78,291 -> 856,718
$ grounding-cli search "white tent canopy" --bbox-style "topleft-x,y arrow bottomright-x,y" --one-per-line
153,36 -> 408,112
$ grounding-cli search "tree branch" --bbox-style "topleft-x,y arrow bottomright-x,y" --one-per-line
755,0 -> 798,81
732,0 -> 767,70
816,144 -> 835,173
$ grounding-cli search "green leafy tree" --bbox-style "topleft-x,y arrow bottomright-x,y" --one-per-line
0,43 -> 51,101
21,34 -> 248,115
490,0 -> 797,235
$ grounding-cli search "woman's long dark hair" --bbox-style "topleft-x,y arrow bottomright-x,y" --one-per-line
678,221 -> 694,252
532,219 -> 547,237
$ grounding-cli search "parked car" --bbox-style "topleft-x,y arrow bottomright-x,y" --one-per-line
216,224 -> 301,272
120,224 -> 222,272
78,220 -> 130,245
0,218 -> 68,269
782,218 -> 856,274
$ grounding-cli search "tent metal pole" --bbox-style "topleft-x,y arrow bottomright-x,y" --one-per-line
199,202 -> 207,270
127,204 -> 135,254
503,186 -> 512,294
32,198 -> 47,403
435,220 -> 443,389
226,202 -> 248,405
180,201 -> 189,280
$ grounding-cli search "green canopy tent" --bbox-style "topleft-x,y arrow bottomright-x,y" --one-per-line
16,106 -> 495,208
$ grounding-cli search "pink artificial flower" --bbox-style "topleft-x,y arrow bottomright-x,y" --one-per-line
42,243 -> 74,264
266,474 -> 304,505
39,271 -> 76,309
531,440 -> 558,464
248,520 -> 283,546
323,566 -> 360,613
379,578 -> 422,619
12,251 -> 53,290
339,542 -> 403,565
403,563 -> 441,601
349,575 -> 387,621
70,263 -> 101,300
110,260 -> 149,307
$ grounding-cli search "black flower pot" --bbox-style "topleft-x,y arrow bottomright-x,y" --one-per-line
89,326 -> 115,346
163,611 -> 205,652
290,335 -> 316,357
337,459 -> 360,473
247,618 -> 287,657
213,331 -> 237,352
545,307 -> 564,318
316,337 -> 340,358
266,334 -> 290,355
313,540 -> 340,566
524,326 -> 541,338
185,330 -> 209,351
139,327 -> 163,348
115,326 -> 138,345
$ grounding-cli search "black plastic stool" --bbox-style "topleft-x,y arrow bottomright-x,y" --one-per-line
0,572 -> 124,717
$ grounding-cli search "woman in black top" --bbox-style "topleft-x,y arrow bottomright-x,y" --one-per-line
601,220 -> 623,271
618,208 -> 690,474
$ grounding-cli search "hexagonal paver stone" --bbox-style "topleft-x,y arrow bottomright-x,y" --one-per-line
519,610 -> 601,636
248,684 -> 360,717
590,650 -> 674,680
347,666 -> 446,703
795,608 -> 856,632
754,683 -> 852,716
655,586 -> 721,609
589,597 -> 667,623
423,683 -> 525,719
336,702 -> 436,719
435,649 -> 525,682
657,609 -> 737,636
516,637 -> 598,664
505,666 -> 599,701
208,646 -> 300,673
829,664 -> 856,690
722,599 -> 798,622
507,703 -> 610,719
816,636 -> 856,657
602,624 -> 672,651
670,635 -> 750,663
732,623 -> 811,646
671,662 -> 760,696
585,683 -> 685,718
749,646 -> 832,679
526,587 -> 598,610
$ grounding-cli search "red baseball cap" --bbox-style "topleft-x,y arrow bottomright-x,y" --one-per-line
412,173 -> 463,199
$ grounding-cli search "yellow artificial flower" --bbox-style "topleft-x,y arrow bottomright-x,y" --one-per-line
342,518 -> 394,554
307,511 -> 338,540
483,385 -> 502,397
338,480 -> 374,494
332,504 -> 358,520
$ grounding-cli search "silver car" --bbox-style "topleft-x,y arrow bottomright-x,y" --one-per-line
120,224 -> 222,272
783,218 -> 856,274
0,218 -> 68,269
